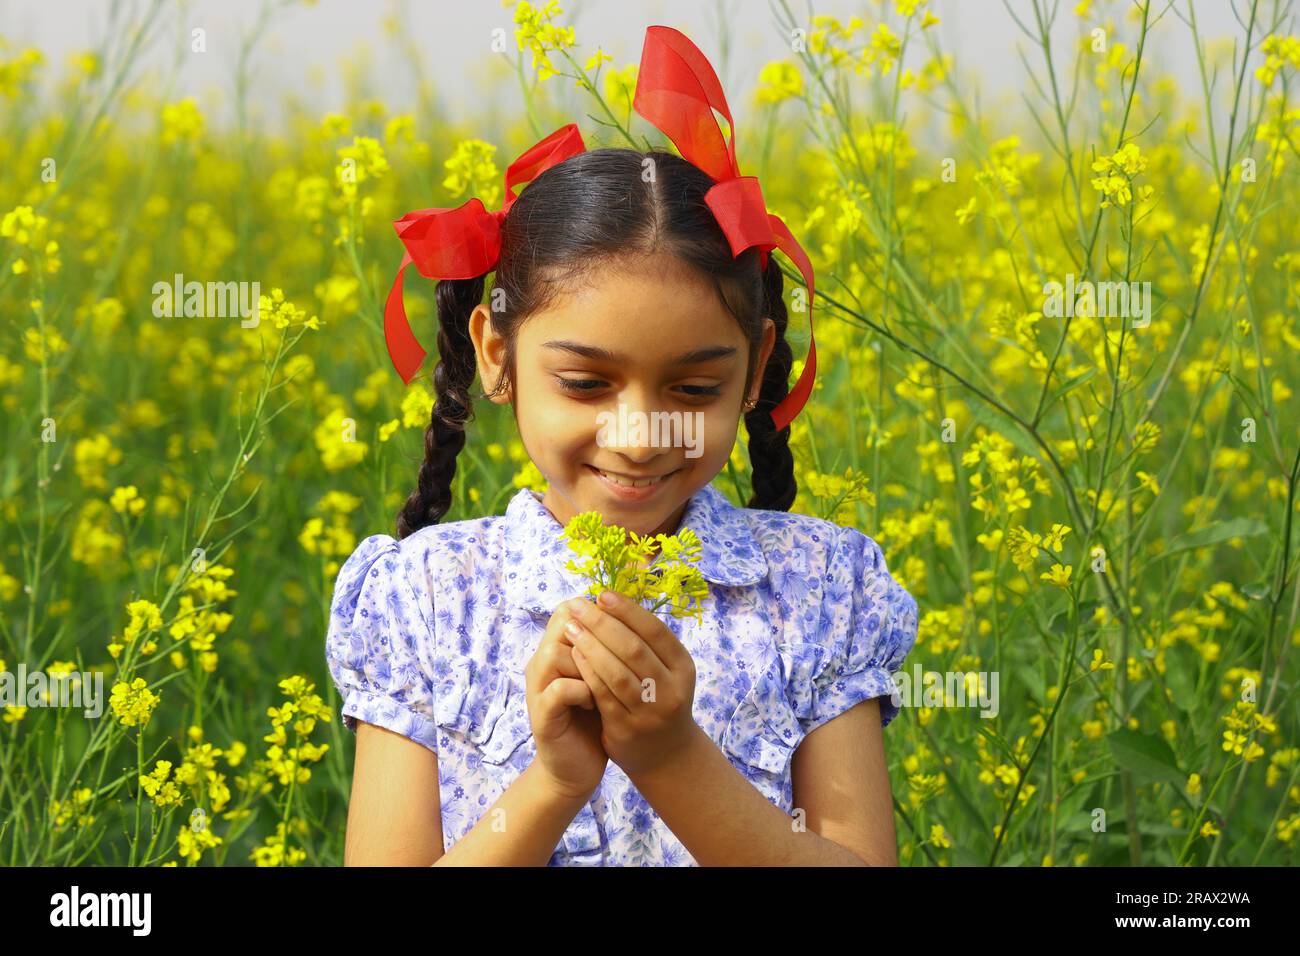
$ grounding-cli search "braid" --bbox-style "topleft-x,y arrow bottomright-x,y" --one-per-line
395,275 -> 486,538
744,261 -> 797,511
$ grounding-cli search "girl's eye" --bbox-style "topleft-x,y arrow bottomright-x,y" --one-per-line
556,378 -> 606,393
555,378 -> 722,397
678,384 -> 723,397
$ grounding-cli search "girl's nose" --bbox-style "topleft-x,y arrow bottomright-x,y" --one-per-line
594,395 -> 682,463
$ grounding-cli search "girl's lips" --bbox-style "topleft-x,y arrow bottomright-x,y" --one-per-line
586,464 -> 680,501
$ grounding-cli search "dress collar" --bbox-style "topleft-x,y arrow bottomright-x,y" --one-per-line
499,482 -> 769,615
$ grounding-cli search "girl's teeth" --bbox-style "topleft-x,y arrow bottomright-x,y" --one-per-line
598,469 -> 668,488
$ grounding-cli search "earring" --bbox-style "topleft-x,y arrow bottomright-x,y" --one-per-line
743,397 -> 757,411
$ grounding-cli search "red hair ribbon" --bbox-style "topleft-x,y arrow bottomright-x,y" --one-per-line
383,123 -> 587,384
632,24 -> 817,432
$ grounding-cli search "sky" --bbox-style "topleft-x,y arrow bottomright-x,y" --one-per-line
0,0 -> 1260,136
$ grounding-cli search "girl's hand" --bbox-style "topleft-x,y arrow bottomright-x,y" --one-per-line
562,590 -> 700,778
525,603 -> 609,800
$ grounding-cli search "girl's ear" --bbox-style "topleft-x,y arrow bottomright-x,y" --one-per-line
469,302 -> 512,405
749,317 -> 777,405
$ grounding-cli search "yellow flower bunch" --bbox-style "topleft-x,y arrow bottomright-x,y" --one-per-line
73,434 -> 123,491
0,46 -> 43,97
314,406 -> 367,471
561,511 -> 709,624
251,820 -> 307,867
140,760 -> 184,808
177,823 -> 222,865
442,139 -> 501,206
70,500 -> 124,568
256,287 -> 320,330
805,466 -> 876,507
108,677 -> 161,728
512,460 -> 547,492
2,205 -> 59,275
173,742 -> 232,812
512,0 -> 576,82
107,598 -> 162,659
160,98 -> 205,146
256,676 -> 332,788
109,485 -> 146,517
755,61 -> 803,106
49,787 -> 95,832
907,771 -> 947,809
185,561 -> 237,604
1006,526 -> 1042,571
1090,142 -> 1149,208
334,135 -> 389,200
400,382 -> 433,427
1041,563 -> 1073,588
807,14 -> 864,71
1256,35 -> 1300,86
298,516 -> 356,560
167,594 -> 233,672
1221,700 -> 1267,762
300,489 -> 366,556
603,62 -> 638,112
862,22 -> 902,77
146,563 -> 238,671
22,326 -> 68,361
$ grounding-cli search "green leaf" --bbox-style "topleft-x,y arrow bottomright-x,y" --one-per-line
1162,641 -> 1199,712
1150,518 -> 1270,562
1045,367 -> 1098,412
1106,728 -> 1184,786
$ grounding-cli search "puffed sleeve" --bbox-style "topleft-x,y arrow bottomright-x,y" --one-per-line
324,533 -> 440,754
803,525 -> 919,734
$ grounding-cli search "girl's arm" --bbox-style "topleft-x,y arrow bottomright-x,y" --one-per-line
627,699 -> 892,866
345,722 -> 443,865
789,697 -> 900,866
345,720 -> 592,866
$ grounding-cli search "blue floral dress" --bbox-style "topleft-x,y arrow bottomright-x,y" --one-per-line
325,482 -> 918,865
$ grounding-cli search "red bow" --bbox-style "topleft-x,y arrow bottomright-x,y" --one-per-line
383,123 -> 587,384
633,24 -> 817,432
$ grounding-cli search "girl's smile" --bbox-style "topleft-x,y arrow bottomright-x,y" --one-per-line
586,463 -> 685,501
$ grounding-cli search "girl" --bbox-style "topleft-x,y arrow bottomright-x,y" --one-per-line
325,26 -> 918,867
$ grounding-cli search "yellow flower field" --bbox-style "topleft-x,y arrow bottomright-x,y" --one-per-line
1,0 -> 1298,865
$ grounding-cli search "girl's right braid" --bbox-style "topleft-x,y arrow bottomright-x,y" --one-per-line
395,275 -> 486,539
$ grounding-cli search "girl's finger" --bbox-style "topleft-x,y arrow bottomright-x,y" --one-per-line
527,606 -> 581,698
571,600 -> 653,675
571,636 -> 629,717
591,589 -> 681,671
541,676 -> 596,714
545,639 -> 582,681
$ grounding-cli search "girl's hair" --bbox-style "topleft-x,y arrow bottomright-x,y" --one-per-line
395,147 -> 798,539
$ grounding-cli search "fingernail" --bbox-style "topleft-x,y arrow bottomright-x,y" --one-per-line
565,620 -> 582,637
598,590 -> 617,607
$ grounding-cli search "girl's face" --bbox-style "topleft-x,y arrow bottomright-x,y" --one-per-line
470,252 -> 776,539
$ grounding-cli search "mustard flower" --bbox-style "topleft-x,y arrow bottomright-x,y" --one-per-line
160,98 -> 205,146
109,485 -> 146,517
561,511 -> 710,624
109,677 -> 161,728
